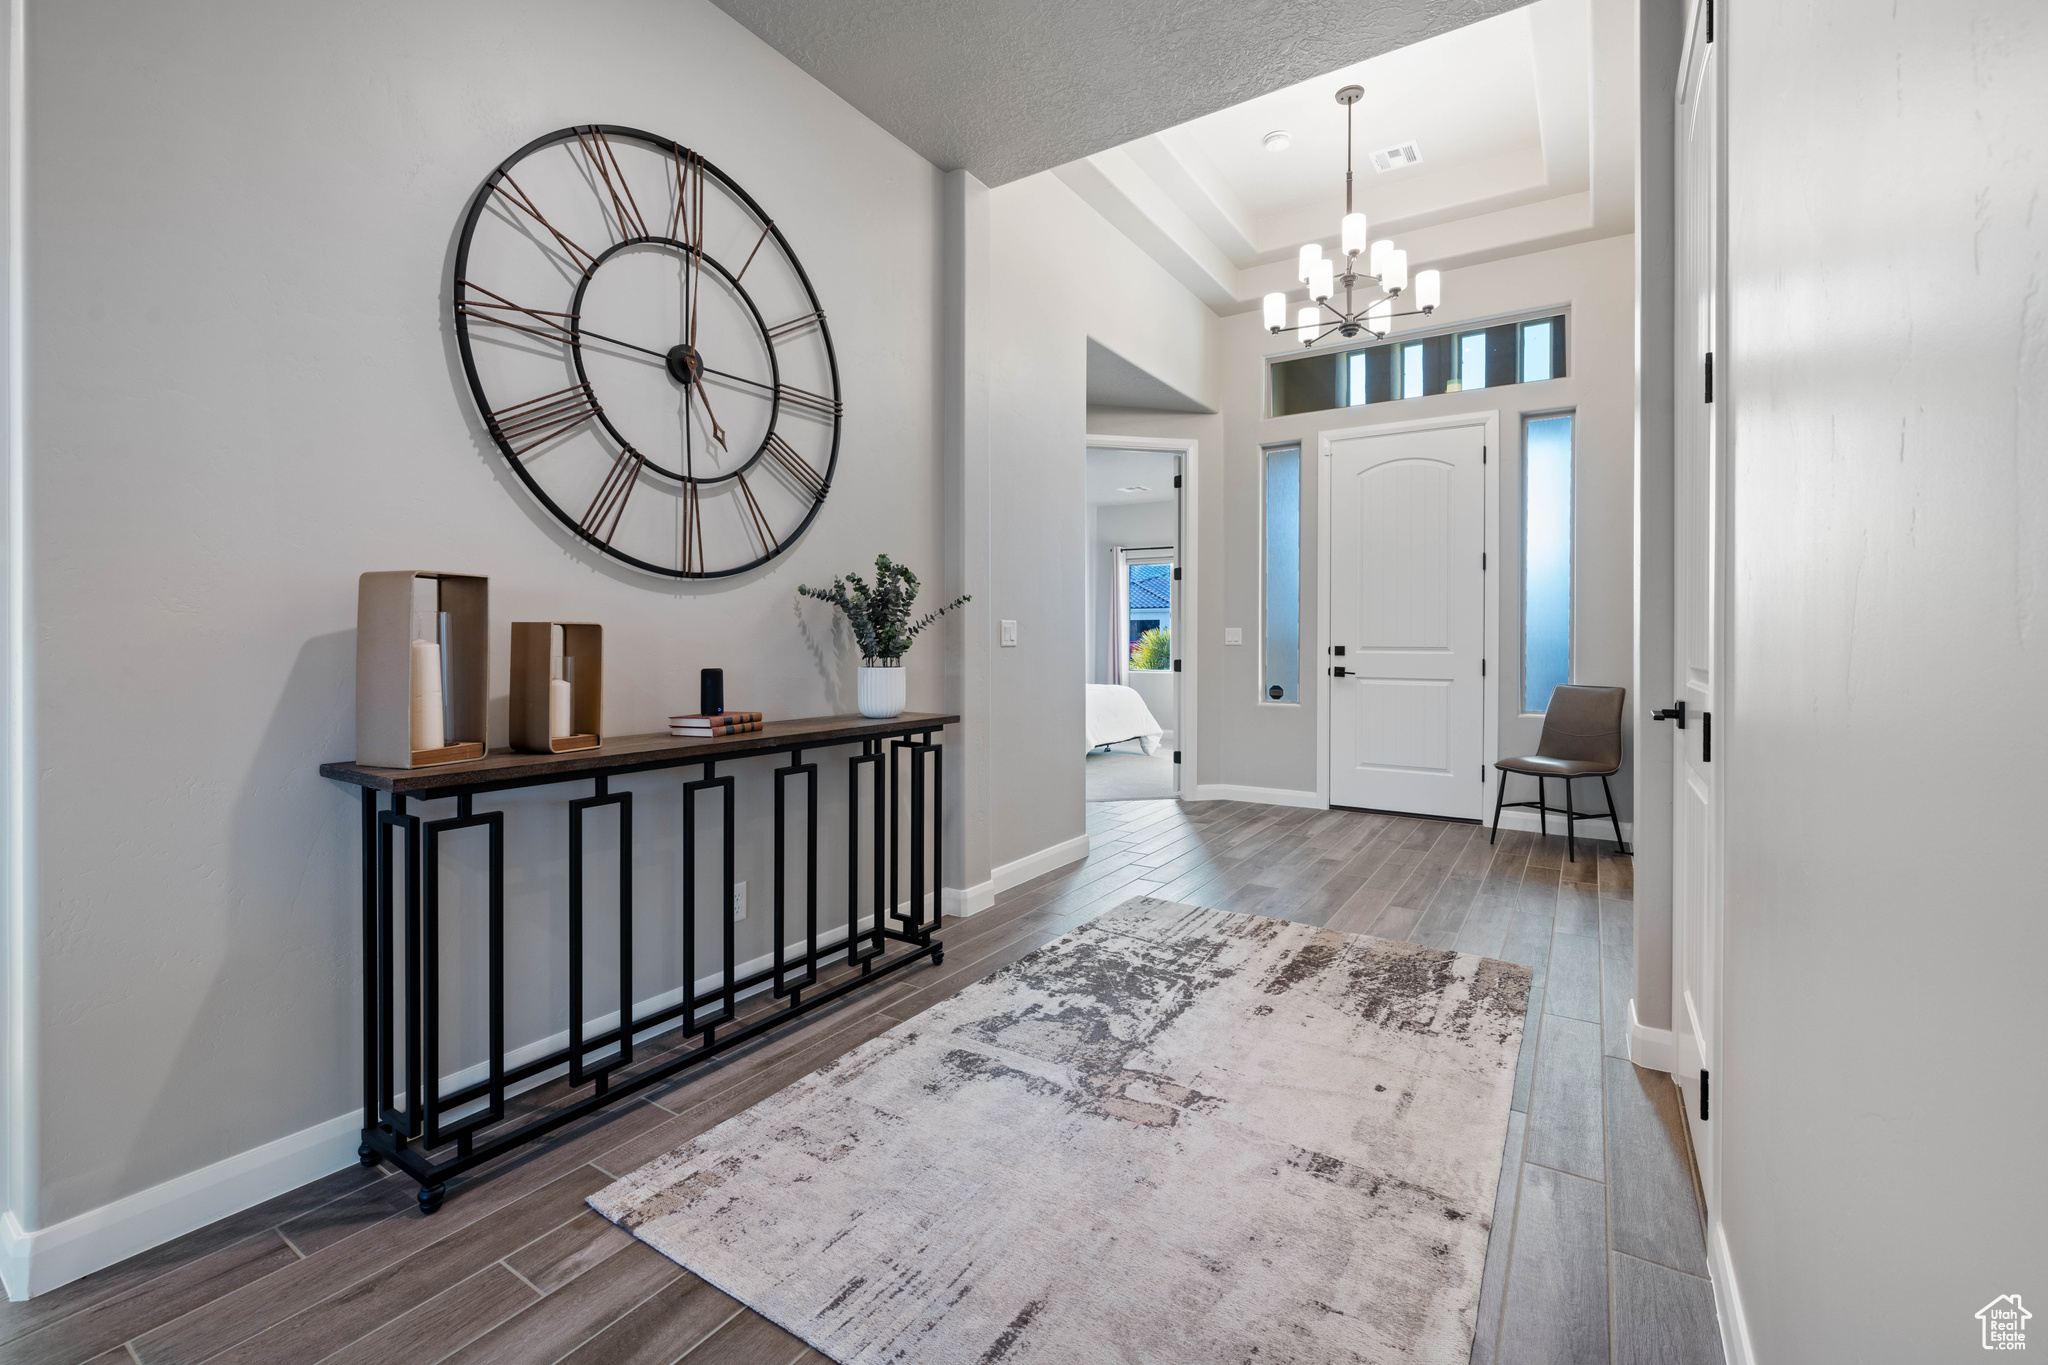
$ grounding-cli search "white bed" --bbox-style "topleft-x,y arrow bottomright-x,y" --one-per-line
1085,683 -> 1164,756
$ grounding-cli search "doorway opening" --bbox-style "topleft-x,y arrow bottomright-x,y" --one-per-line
1086,445 -> 1183,801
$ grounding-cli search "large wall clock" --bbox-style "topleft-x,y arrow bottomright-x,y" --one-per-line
452,125 -> 840,578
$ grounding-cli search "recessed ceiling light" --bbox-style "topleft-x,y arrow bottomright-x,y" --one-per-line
1262,129 -> 1291,153
1118,485 -> 1152,493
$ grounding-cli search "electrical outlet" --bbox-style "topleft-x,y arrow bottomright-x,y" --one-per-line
733,880 -> 747,920
1225,628 -> 1243,645
1000,619 -> 1018,647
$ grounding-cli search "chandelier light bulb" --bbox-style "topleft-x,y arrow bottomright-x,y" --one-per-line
1297,243 -> 1324,284
1414,269 -> 1441,313
1263,292 -> 1288,332
1298,305 -> 1322,341
1383,249 -> 1409,293
1309,257 -> 1335,302
1367,298 -> 1392,337
1369,239 -> 1394,281
1341,213 -> 1369,258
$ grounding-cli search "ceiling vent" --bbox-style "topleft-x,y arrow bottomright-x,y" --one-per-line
1371,142 -> 1423,173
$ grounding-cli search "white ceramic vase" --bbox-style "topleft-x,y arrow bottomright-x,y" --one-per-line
857,662 -> 907,719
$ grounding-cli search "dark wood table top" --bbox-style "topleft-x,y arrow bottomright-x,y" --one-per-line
320,712 -> 960,794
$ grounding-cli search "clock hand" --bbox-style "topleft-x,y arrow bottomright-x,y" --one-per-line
693,383 -> 728,450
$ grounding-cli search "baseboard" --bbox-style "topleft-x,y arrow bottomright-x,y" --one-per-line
1189,784 -> 1324,809
1,914 -> 920,1302
1708,1219 -> 1756,1365
1492,808 -> 1634,843
1,1108 -> 362,1300
990,833 -> 1090,894
1626,1000 -> 1677,1072
943,881 -> 994,917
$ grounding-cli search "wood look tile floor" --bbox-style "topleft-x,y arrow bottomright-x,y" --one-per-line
0,799 -> 1722,1365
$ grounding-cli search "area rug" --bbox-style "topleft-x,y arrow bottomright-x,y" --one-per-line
588,898 -> 1531,1364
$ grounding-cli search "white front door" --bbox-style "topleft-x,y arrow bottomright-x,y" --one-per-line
1671,0 -> 1721,1208
1327,423 -> 1487,819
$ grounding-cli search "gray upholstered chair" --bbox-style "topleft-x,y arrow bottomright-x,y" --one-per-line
1491,684 -> 1628,861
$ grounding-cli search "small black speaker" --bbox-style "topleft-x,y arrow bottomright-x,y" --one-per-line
700,668 -> 724,716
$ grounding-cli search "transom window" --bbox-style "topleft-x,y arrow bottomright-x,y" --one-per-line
1273,313 -> 1567,417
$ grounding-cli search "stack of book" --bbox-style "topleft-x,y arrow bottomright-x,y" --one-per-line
670,710 -> 765,738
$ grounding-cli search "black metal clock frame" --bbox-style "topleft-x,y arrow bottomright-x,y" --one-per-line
452,124 -> 842,579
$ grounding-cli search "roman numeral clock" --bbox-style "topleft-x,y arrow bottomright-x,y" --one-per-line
453,125 -> 840,577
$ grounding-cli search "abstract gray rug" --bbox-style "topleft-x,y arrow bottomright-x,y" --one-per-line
589,898 -> 1531,1364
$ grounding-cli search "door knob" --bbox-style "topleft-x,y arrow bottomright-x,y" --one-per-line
1330,666 -> 1350,677
1652,700 -> 1686,728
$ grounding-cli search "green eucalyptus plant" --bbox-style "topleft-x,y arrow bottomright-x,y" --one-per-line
798,554 -> 969,666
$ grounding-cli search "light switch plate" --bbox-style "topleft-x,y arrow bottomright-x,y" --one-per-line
733,880 -> 747,920
1224,628 -> 1243,645
1000,619 -> 1018,647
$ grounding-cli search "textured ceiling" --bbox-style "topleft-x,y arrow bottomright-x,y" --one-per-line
707,0 -> 1537,186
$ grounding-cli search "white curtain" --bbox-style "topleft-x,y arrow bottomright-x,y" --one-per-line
1109,546 -> 1130,686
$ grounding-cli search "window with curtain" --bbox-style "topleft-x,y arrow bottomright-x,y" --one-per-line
1523,412 -> 1574,711
1125,558 -> 1172,671
1262,446 -> 1301,703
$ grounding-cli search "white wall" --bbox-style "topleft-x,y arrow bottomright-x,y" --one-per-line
5,0 -> 943,1282
1193,236 -> 1638,807
1720,0 -> 2047,1358
986,175 -> 1221,867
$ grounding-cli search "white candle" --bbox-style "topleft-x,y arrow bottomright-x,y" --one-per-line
549,678 -> 573,738
410,639 -> 445,751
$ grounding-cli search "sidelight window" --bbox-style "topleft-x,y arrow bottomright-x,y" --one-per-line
1262,445 -> 1301,704
1523,412 -> 1574,711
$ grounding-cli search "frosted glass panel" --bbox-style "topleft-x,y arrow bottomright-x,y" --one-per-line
1461,333 -> 1488,390
1263,447 -> 1301,703
1524,414 -> 1573,710
1522,320 -> 1556,382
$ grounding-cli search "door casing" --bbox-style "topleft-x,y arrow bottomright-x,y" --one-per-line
1316,410 -> 1501,812
1085,434 -> 1198,797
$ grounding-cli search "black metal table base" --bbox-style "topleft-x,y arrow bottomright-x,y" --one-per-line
351,726 -> 945,1211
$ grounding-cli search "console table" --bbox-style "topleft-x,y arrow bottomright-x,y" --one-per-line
320,711 -> 957,1212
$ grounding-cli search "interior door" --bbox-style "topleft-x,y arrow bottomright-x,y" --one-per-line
1327,423 -> 1486,819
1671,1 -> 1721,1204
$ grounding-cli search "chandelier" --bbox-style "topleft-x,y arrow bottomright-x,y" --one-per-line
1264,85 -> 1440,348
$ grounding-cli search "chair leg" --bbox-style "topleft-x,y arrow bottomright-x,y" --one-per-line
1537,777 -> 1547,837
1490,769 -> 1507,844
1565,777 -> 1577,863
1601,774 -> 1628,854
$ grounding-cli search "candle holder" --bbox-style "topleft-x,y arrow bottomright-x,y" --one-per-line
510,622 -> 603,753
355,572 -> 488,768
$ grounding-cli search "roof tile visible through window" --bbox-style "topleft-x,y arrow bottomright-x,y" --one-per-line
1128,564 -> 1172,612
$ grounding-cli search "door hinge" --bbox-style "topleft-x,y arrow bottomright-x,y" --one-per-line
1173,474 -> 1182,488
1172,567 -> 1181,580
1173,750 -> 1182,764
1705,350 -> 1714,403
1703,710 -> 1712,762
1172,659 -> 1181,672
1706,0 -> 1714,42
1700,1067 -> 1710,1119
1480,766 -> 1486,784
1482,444 -> 1487,463
1481,552 -> 1487,571
1481,658 -> 1487,676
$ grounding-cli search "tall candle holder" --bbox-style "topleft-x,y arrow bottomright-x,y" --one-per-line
356,572 -> 488,768
510,622 -> 603,753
